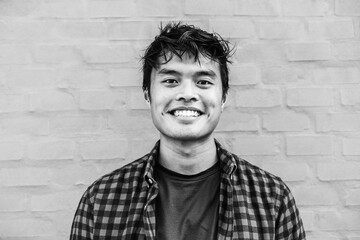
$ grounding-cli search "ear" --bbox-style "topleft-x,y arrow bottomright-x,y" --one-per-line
221,95 -> 227,111
144,90 -> 151,105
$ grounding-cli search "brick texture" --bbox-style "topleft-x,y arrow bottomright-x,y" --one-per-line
1,0 -> 359,239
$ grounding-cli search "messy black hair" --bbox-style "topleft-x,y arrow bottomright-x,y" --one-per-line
141,22 -> 233,99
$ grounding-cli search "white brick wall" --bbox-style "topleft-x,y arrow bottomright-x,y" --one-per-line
0,0 -> 359,238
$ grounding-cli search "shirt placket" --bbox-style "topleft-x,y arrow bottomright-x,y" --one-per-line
218,171 -> 234,240
143,176 -> 158,240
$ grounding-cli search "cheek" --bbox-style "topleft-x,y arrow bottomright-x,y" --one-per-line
151,94 -> 172,113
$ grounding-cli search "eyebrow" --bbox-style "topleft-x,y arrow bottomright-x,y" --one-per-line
158,68 -> 217,78
194,70 -> 217,78
157,68 -> 181,76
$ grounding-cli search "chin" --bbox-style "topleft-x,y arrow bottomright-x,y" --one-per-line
162,131 -> 214,142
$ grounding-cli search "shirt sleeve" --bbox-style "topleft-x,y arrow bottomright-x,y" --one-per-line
70,190 -> 94,240
275,185 -> 306,240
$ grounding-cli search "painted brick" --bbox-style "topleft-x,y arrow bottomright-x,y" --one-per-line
345,189 -> 360,206
257,20 -> 306,40
0,70 -> 6,90
229,65 -> 259,85
0,168 -> 52,186
82,44 -> 135,64
232,136 -> 279,155
51,115 -> 104,134
344,211 -> 360,230
0,94 -> 26,113
209,20 -> 256,39
58,69 -> 108,89
0,21 -> 55,41
6,69 -> 57,89
109,68 -> 142,87
0,0 -> 38,17
0,141 -> 24,161
108,112 -> 158,134
348,237 -> 360,240
235,88 -> 282,108
136,0 -> 181,17
36,0 -> 85,18
0,193 -> 27,212
286,136 -> 333,155
318,162 -> 360,180
334,42 -> 360,60
286,88 -> 333,107
347,236 -> 360,240
308,20 -> 354,39
216,112 -> 259,132
52,165 -> 99,186
34,45 -> 82,64
224,89 -> 237,108
306,232 -> 342,240
0,218 -> 55,237
341,88 -> 360,106
0,22 -> 7,39
86,0 -> 136,18
185,0 -> 233,15
318,211 -> 345,230
316,113 -> 360,132
282,0 -> 331,16
30,191 -> 82,211
28,140 -> 76,160
30,91 -> 76,111
56,21 -> 106,39
129,137 -> 160,159
286,42 -> 332,61
335,0 -> 360,16
314,67 -> 360,84
0,116 -> 49,136
261,67 -> 309,85
300,211 -> 316,231
293,185 -> 339,205
263,111 -> 310,132
343,138 -> 360,155
261,162 -> 308,181
130,89 -> 149,110
80,139 -> 128,160
235,0 -> 281,16
0,45 -> 31,64
319,211 -> 360,230
108,21 -> 158,40
79,90 -> 126,110
235,43 -> 286,63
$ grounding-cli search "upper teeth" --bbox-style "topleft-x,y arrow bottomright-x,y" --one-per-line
174,110 -> 200,117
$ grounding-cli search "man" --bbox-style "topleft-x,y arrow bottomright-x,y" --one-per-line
71,22 -> 306,240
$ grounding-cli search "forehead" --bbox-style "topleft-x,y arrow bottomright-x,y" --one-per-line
155,52 -> 220,74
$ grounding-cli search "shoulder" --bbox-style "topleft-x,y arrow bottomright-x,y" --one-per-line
83,153 -> 150,200
235,154 -> 283,185
231,153 -> 292,204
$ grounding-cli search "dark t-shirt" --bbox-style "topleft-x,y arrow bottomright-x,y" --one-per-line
154,162 -> 220,240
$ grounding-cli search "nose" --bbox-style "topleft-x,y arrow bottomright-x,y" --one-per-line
176,81 -> 199,102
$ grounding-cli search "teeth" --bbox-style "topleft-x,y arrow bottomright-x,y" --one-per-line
174,110 -> 200,117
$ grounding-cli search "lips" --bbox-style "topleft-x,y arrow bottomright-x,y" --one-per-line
168,107 -> 203,117
174,110 -> 200,117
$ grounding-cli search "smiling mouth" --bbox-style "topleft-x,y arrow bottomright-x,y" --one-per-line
170,110 -> 202,117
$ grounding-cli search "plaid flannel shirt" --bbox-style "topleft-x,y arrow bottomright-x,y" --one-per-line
71,140 -> 306,240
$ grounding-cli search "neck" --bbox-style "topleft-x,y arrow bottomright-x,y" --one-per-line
158,135 -> 218,175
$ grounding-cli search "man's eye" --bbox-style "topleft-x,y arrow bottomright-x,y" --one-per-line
163,79 -> 178,84
197,80 -> 212,85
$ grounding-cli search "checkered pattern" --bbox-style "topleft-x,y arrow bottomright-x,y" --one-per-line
70,140 -> 306,239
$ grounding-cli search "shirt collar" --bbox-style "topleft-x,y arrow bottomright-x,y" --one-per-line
143,139 -> 237,185
143,140 -> 160,186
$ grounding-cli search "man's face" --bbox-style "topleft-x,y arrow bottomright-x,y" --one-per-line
148,53 -> 224,142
